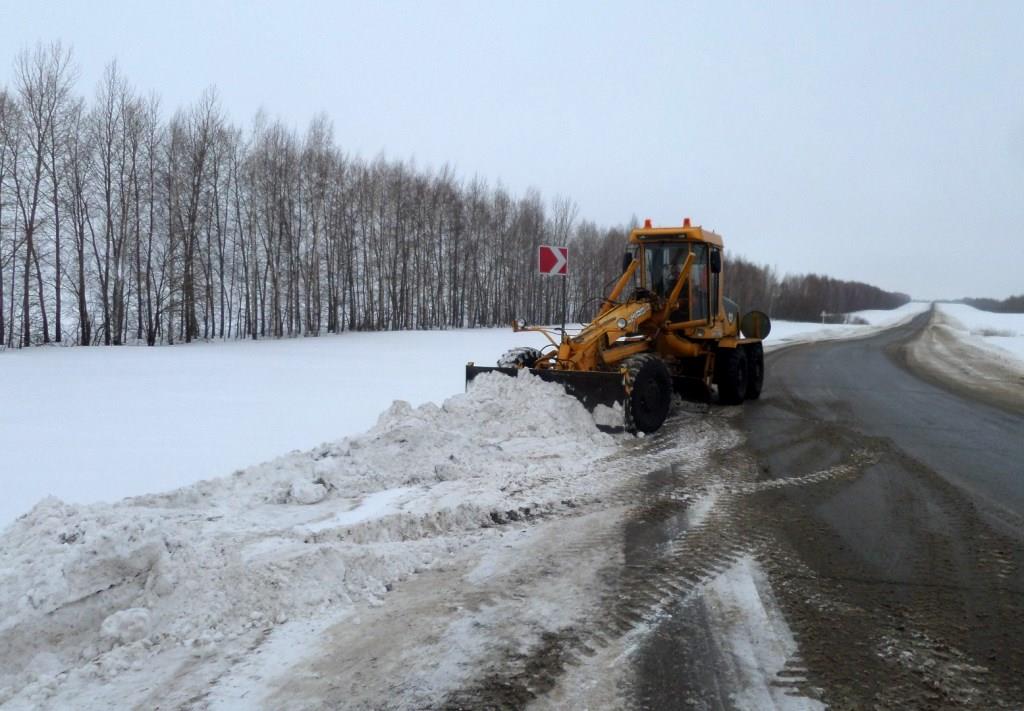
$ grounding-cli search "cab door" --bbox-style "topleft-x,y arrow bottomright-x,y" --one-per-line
689,243 -> 710,322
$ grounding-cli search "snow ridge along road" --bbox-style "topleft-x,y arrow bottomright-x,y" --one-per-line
905,304 -> 1024,414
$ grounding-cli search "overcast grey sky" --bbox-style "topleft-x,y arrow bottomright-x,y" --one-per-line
2,1 -> 1022,299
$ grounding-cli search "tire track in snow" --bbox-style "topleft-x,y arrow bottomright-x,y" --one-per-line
441,418 -> 879,709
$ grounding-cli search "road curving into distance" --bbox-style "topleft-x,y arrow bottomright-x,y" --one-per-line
634,307 -> 1024,709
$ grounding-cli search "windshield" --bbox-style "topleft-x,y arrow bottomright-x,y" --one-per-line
644,244 -> 690,297
642,242 -> 709,321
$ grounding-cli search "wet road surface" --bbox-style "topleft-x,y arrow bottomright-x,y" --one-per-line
635,310 -> 1024,709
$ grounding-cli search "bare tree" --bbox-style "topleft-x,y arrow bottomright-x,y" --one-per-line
11,43 -> 73,344
0,47 -> 910,350
0,90 -> 13,346
64,98 -> 93,344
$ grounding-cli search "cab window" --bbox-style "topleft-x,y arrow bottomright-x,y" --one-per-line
644,244 -> 690,297
689,244 -> 709,321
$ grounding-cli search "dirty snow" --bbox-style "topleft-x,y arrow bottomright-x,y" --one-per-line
0,371 -> 620,709
934,303 -> 1024,366
701,556 -> 825,710
903,302 -> 1024,411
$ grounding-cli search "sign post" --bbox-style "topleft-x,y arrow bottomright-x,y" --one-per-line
538,245 -> 569,337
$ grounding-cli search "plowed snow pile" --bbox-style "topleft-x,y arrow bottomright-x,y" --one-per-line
0,372 -> 618,709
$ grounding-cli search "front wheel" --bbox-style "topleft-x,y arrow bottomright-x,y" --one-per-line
715,347 -> 748,405
623,354 -> 673,433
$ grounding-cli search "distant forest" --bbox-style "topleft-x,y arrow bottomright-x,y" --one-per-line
0,44 -> 908,348
956,295 -> 1024,314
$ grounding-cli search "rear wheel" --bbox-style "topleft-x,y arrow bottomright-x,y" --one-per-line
497,347 -> 542,368
623,354 -> 673,433
744,342 -> 764,400
715,347 -> 748,405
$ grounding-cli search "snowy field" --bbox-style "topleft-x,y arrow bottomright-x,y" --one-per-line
0,302 -> 932,528
0,329 -> 534,528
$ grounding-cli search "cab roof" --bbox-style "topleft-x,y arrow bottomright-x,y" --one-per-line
628,223 -> 723,248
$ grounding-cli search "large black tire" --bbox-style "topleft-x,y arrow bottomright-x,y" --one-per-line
715,347 -> 748,405
623,354 -> 673,434
744,342 -> 764,400
497,346 -> 542,368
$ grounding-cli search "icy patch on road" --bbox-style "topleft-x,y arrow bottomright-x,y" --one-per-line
702,556 -> 824,710
0,371 -> 618,709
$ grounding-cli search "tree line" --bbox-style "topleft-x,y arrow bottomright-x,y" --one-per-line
727,255 -> 910,323
0,43 -> 908,349
955,295 -> 1024,314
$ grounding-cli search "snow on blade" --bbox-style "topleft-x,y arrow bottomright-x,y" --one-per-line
0,371 -> 617,710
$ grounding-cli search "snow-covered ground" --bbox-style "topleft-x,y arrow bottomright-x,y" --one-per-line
934,302 -> 1024,364
0,303 -> 931,529
0,329 -> 536,528
0,373 -> 634,709
902,302 -> 1024,413
0,304 -> 936,708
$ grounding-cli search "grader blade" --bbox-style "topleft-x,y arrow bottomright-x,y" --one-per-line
465,365 -> 627,411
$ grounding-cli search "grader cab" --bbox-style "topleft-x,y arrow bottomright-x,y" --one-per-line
465,219 -> 770,432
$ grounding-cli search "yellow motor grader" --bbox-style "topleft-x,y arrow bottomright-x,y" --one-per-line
465,219 -> 771,432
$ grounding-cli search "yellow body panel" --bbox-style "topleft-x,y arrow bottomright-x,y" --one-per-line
512,221 -> 761,390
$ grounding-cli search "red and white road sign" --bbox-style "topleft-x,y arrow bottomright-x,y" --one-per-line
538,245 -> 569,275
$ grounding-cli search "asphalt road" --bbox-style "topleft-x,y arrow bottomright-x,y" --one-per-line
634,310 -> 1024,709
751,310 -> 1024,526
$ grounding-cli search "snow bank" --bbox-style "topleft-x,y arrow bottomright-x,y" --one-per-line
0,372 -> 617,709
935,303 -> 1024,365
766,301 -> 930,352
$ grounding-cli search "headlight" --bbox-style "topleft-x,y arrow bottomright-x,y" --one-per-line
616,318 -> 628,329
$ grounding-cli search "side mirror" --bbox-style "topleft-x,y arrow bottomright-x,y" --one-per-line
622,251 -> 633,273
710,249 -> 722,274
